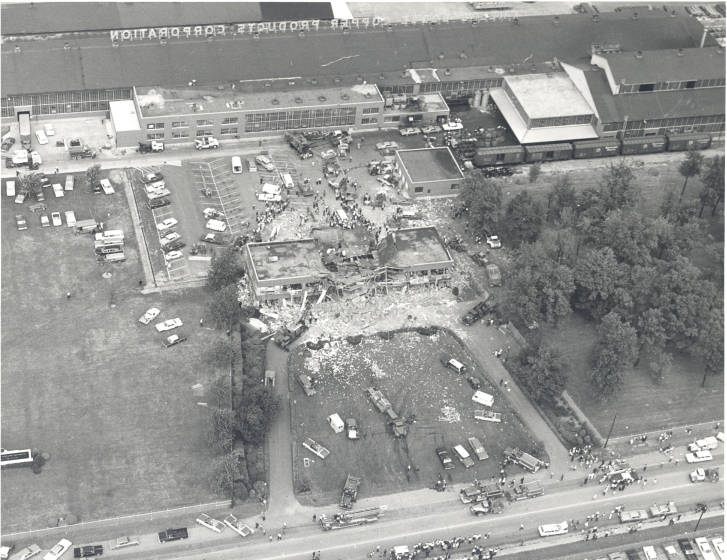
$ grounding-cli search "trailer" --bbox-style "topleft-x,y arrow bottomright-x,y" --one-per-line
473,145 -> 525,167
649,502 -> 677,518
504,447 -> 546,472
666,132 -> 711,152
478,482 -> 504,499
620,135 -> 667,155
474,410 -> 502,423
18,112 -> 31,149
366,387 -> 392,413
524,143 -> 574,163
319,506 -> 385,531
572,138 -> 620,159
340,474 -> 361,509
223,514 -> 254,538
302,437 -> 330,459
507,480 -> 544,501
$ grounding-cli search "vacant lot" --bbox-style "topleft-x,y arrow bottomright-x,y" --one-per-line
543,314 -> 724,437
288,329 -> 542,506
1,173 -> 225,532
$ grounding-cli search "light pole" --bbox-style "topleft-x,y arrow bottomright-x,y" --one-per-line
694,503 -> 708,532
603,414 -> 617,449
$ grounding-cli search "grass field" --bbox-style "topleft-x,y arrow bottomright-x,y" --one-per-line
541,313 -> 724,437
1,171 -> 226,532
288,329 -> 543,506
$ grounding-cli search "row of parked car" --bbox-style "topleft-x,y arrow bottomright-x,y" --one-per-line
436,436 -> 488,470
138,307 -> 186,347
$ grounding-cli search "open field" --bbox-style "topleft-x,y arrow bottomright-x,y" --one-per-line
542,313 -> 724,437
288,329 -> 543,506
1,173 -> 225,532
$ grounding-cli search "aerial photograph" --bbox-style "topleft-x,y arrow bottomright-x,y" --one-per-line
0,1 -> 724,559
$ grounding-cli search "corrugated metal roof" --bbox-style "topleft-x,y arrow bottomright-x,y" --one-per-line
1,12 -> 710,96
601,47 -> 726,85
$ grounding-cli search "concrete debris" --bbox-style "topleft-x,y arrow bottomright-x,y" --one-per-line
438,406 -> 461,423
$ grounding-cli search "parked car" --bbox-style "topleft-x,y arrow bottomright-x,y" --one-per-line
165,250 -> 184,262
155,318 -> 183,332
246,159 -> 257,172
147,188 -> 171,200
72,545 -> 103,558
685,449 -> 713,463
158,528 -> 188,543
138,307 -> 160,325
203,208 -> 225,219
43,123 -> 55,136
687,436 -> 719,452
200,233 -> 225,245
160,231 -> 181,246
466,376 -> 482,390
375,141 -> 398,151
164,334 -> 187,347
156,218 -> 178,231
138,140 -> 164,153
206,219 -> 227,232
163,240 -> 185,252
42,539 -> 72,560
462,300 -> 494,326
149,197 -> 171,209
142,171 -> 164,183
255,154 -> 274,170
35,129 -> 48,145
40,214 -> 50,227
1,137 -> 16,151
399,127 -> 421,136
194,137 -> 219,150
51,211 -> 62,226
421,125 -> 441,134
9,544 -> 41,560
436,447 -> 454,470
15,214 -> 27,231
470,502 -> 490,516
345,418 -> 359,440
486,235 -> 502,249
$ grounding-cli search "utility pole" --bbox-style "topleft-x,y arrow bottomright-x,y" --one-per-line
694,504 -> 708,532
603,414 -> 617,449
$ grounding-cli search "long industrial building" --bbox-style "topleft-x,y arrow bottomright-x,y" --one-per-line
1,3 -> 724,147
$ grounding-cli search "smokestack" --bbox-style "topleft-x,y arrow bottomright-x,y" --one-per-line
700,26 -> 708,48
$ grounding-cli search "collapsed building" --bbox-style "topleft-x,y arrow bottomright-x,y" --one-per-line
243,226 -> 454,304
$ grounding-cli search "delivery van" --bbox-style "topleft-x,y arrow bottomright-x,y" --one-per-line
281,172 -> 295,190
453,444 -> 475,468
231,156 -> 243,174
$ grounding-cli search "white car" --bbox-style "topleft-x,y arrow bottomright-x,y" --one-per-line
256,193 -> 282,202
142,171 -> 164,184
40,214 -> 50,227
375,141 -> 399,151
165,250 -> 184,262
486,235 -> 501,249
685,449 -> 713,463
138,307 -> 160,325
43,123 -> 55,136
51,211 -> 62,226
155,318 -> 183,332
695,537 -> 717,560
35,129 -> 49,145
255,154 -> 274,171
538,521 -> 568,537
156,218 -> 178,231
206,219 -> 227,232
442,121 -> 464,131
42,539 -> 72,560
399,127 -> 421,136
195,137 -> 219,150
203,208 -> 225,219
10,543 -> 41,560
421,125 -> 441,134
160,232 -> 181,246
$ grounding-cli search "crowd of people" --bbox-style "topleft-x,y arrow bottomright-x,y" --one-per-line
376,535 -> 498,560
254,199 -> 291,234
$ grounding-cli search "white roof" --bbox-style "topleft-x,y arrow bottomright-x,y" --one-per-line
490,88 -> 598,144
504,73 -> 594,119
109,99 -> 141,132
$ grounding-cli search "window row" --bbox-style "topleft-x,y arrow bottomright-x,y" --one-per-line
530,114 -> 595,128
243,107 -> 356,133
1,88 -> 132,118
362,107 -> 380,114
620,77 -> 726,94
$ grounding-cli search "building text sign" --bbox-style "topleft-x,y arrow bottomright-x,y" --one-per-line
109,17 -> 387,42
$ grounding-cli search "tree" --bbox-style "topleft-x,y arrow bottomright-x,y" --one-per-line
596,210 -> 656,266
546,176 -> 577,223
18,171 -> 43,196
207,408 -> 237,454
237,378 -> 280,445
503,191 -> 544,246
458,171 -> 503,236
678,149 -> 703,202
508,242 -> 575,325
528,163 -> 541,183
694,306 -> 724,387
86,163 -> 102,188
204,338 -> 239,369
698,155 -> 724,217
207,247 -> 245,291
590,312 -> 638,398
208,284 -> 244,330
512,345 -> 567,405
572,247 -> 625,320
210,453 -> 243,496
598,160 -> 638,212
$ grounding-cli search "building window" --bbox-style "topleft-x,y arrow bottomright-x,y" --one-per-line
362,107 -> 380,114
361,117 -> 378,124
384,115 -> 400,122
220,127 -> 238,135
685,80 -> 696,89
638,83 -> 655,92
450,183 -> 459,190
171,121 -> 188,128
172,130 -> 189,138
414,186 -> 424,193
243,106 -> 356,133
196,129 -> 213,137
147,132 -> 164,140
196,119 -> 213,126
147,122 -> 165,130
222,117 -> 238,124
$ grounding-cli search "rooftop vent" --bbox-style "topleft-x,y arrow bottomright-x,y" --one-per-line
438,52 -> 445,59
63,42 -> 70,50
288,80 -> 296,86
592,14 -> 600,22
295,97 -> 303,104
635,50 -> 643,59
299,31 -> 305,38
334,76 -> 341,84
444,68 -> 451,76
513,17 -> 519,25
342,93 -> 350,100
386,24 -> 393,32
530,64 -> 537,71
471,19 -> 478,26
553,16 -> 560,24
459,51 -> 467,59
14,45 -> 21,53
677,48 -> 684,56
379,73 -> 385,80
318,95 -> 327,102
253,32 -> 260,40
311,78 -> 318,85
670,9 -> 677,17
401,71 -> 408,78
632,11 -> 638,19
264,81 -> 272,87
365,92 -> 371,98
272,98 -> 279,105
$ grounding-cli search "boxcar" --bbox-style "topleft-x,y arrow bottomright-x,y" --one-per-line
572,138 -> 620,159
473,145 -> 525,166
524,143 -> 574,163
665,133 -> 712,152
620,135 -> 667,155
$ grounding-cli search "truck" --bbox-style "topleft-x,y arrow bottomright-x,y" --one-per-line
690,467 -> 720,483
619,509 -> 649,523
137,140 -> 165,153
157,528 -> 188,543
68,138 -> 97,160
302,437 -> 329,459
648,502 -> 677,518
6,149 -> 41,170
319,506 -> 385,531
285,132 -> 313,158
297,374 -> 317,396
506,480 -> 544,501
486,263 -> 502,287
275,323 -> 308,350
504,447 -> 546,472
340,474 -> 361,509
18,112 -> 31,149
366,387 -> 392,413
385,408 -> 408,438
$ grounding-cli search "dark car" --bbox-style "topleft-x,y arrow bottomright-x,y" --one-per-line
466,376 -> 481,390
624,550 -> 640,560
158,528 -> 188,543
73,545 -> 104,558
200,232 -> 226,245
436,447 -> 454,470
678,538 -> 698,559
149,197 -> 171,209
163,239 -> 186,252
462,300 -> 493,326
1,136 -> 15,152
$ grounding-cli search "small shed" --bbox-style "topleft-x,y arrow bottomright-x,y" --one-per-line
264,370 -> 275,387
472,391 -> 494,407
328,413 -> 344,433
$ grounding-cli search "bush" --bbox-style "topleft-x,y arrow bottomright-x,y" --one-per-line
415,326 -> 439,336
529,163 -> 542,183
346,335 -> 363,345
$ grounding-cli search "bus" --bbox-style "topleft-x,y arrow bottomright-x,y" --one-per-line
1,448 -> 34,468
18,112 -> 31,149
538,521 -> 568,537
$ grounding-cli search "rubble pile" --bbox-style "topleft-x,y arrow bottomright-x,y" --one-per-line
438,406 -> 461,423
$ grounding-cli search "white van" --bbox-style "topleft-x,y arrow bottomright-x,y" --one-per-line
453,444 -> 474,468
442,358 -> 466,374
231,156 -> 243,174
64,175 -> 74,191
538,521 -> 568,537
6,180 -> 15,197
281,172 -> 295,190
642,546 -> 658,560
